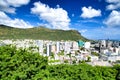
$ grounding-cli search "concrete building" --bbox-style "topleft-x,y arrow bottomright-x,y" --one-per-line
59,42 -> 64,51
47,44 -> 52,56
108,56 -> 120,62
72,41 -> 79,50
51,44 -> 56,54
56,42 -> 60,53
64,41 -> 71,54
36,40 -> 43,54
90,56 -> 99,61
84,42 -> 91,49
78,40 -> 84,47
101,40 -> 106,47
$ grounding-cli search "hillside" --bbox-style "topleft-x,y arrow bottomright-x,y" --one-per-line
0,25 -> 88,41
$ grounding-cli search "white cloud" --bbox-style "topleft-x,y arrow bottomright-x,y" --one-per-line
0,0 -> 32,28
106,0 -> 120,10
106,0 -> 120,3
81,6 -> 101,18
104,10 -> 120,27
0,0 -> 30,13
107,3 -> 120,10
31,1 -> 70,30
0,11 -> 33,28
6,0 -> 30,7
0,7 -> 16,14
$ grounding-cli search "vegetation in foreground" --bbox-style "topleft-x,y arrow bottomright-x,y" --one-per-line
0,25 -> 88,41
0,45 -> 120,80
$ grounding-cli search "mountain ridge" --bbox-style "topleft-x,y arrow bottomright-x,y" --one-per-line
0,25 -> 88,41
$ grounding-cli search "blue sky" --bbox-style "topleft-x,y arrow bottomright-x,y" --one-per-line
0,0 -> 120,40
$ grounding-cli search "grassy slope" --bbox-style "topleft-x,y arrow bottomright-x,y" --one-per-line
0,25 -> 88,41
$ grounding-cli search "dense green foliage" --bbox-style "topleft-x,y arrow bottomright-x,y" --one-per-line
48,64 -> 117,80
0,25 -> 87,41
0,45 -> 120,80
0,45 -> 48,80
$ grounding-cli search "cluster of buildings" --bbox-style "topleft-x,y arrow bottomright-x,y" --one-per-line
98,40 -> 120,62
0,39 -> 120,66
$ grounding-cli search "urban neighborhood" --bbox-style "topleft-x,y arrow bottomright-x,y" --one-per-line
1,39 -> 120,66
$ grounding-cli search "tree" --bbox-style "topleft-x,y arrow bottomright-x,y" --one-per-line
0,45 -> 48,79
86,56 -> 91,62
114,65 -> 120,80
116,72 -> 120,80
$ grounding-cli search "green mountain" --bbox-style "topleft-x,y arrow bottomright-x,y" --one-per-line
0,25 -> 88,41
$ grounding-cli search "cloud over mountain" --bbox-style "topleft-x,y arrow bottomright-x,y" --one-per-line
0,11 -> 32,28
0,0 -> 33,28
31,1 -> 70,30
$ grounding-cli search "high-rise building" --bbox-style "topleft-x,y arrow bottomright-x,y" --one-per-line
59,42 -> 64,51
78,40 -> 84,47
72,41 -> 79,50
84,42 -> 91,49
64,41 -> 71,53
56,42 -> 60,53
106,40 -> 112,48
99,40 -> 107,53
51,44 -> 56,54
112,41 -> 119,48
36,40 -> 43,54
101,40 -> 106,48
47,44 -> 51,56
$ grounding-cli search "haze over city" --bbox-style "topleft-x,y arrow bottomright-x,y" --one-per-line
0,0 -> 120,40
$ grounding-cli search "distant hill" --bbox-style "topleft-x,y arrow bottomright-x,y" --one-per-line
0,25 -> 88,41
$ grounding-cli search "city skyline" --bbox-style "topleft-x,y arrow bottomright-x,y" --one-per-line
0,0 -> 120,40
